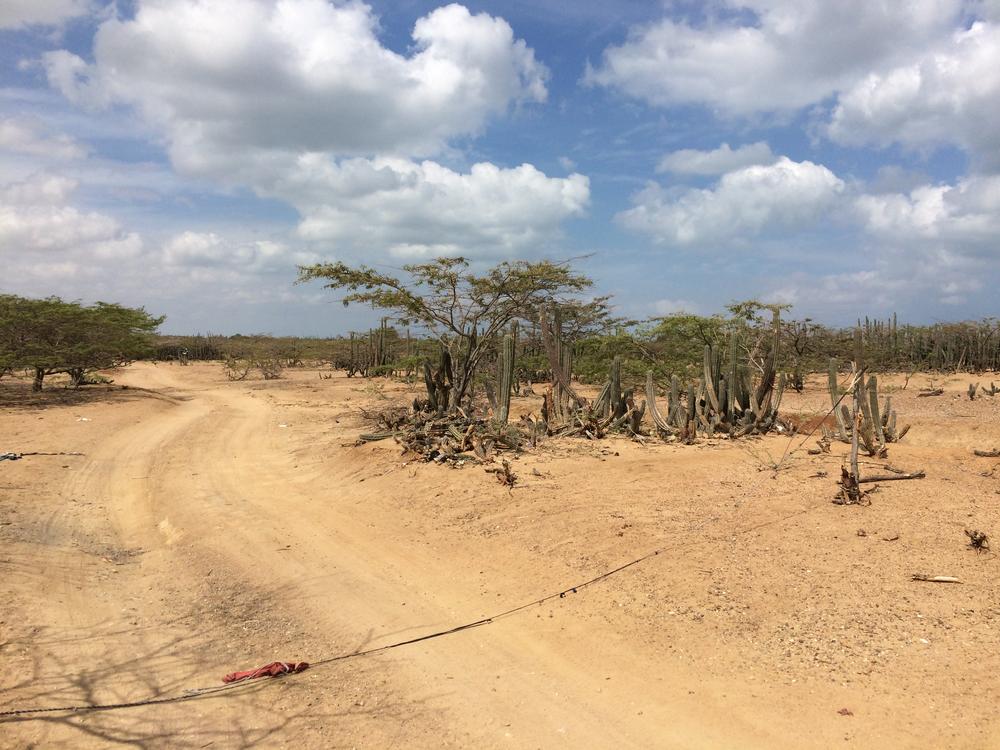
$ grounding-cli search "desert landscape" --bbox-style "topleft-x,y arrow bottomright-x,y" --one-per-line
2,359 -> 999,748
4,1 -> 1000,747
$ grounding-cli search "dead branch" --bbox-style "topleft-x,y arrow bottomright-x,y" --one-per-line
912,574 -> 962,583
858,470 -> 925,483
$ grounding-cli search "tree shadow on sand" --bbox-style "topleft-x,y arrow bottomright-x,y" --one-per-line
0,582 -> 446,748
0,379 -> 188,413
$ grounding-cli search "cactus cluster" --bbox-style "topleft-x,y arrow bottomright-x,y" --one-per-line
584,355 -> 646,435
827,329 -> 910,455
647,310 -> 785,439
346,319 -> 394,377
969,382 -> 1000,399
646,351 -> 785,440
539,305 -> 787,441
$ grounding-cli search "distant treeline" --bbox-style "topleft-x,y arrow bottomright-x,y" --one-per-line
151,311 -> 1000,386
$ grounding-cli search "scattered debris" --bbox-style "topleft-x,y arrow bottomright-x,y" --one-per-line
917,388 -> 944,397
807,434 -> 832,455
359,406 -> 526,465
912,573 -> 962,583
222,661 -> 309,684
834,466 -> 869,505
965,529 -> 990,553
485,459 -> 517,488
881,533 -> 900,542
837,708 -> 854,716
1,451 -> 84,461
856,529 -> 867,537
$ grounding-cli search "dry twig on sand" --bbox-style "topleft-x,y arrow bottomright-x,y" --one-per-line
858,470 -> 925,483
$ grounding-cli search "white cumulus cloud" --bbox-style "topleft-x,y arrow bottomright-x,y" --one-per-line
44,0 -> 548,162
0,173 -> 139,255
619,156 -> 844,246
586,0 -> 962,115
856,174 -> 1000,249
0,0 -> 91,29
162,231 -> 317,273
261,156 -> 589,257
827,21 -> 1000,165
657,142 -> 774,175
40,0 -> 583,260
0,118 -> 89,160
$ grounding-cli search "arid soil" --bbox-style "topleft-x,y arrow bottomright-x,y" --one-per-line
2,363 -> 999,749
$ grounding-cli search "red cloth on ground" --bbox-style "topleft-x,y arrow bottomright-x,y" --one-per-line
222,661 -> 309,683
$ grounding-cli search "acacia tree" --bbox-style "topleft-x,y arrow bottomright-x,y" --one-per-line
297,257 -> 595,408
0,295 -> 164,390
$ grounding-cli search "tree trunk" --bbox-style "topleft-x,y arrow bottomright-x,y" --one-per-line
69,368 -> 86,387
32,367 -> 45,392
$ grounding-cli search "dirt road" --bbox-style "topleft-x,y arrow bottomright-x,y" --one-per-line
2,364 -> 999,747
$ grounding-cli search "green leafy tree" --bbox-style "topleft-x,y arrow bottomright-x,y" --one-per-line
0,295 -> 164,390
298,257 -> 595,408
644,313 -> 726,375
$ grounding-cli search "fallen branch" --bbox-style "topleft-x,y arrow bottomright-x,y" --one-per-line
973,449 -> 1000,458
917,388 -> 944,397
858,470 -> 925,483
912,573 -> 961,583
1,451 -> 85,461
357,431 -> 401,443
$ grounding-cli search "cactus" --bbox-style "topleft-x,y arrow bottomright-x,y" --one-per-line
829,358 -> 850,440
610,355 -> 624,419
539,305 -> 581,425
645,312 -> 787,441
646,371 -> 673,435
421,345 -> 452,415
827,331 -> 910,451
496,329 -> 515,426
704,345 -> 721,414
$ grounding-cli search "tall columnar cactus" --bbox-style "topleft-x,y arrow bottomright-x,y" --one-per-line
421,345 -> 453,415
539,305 -> 583,425
496,329 -> 515,425
728,333 -> 740,416
646,371 -> 671,434
704,345 -> 721,414
610,355 -> 624,419
829,357 -> 850,440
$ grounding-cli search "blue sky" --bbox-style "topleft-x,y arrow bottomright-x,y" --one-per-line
1,0 -> 999,335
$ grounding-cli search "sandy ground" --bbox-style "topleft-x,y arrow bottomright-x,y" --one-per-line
1,362 -> 999,749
